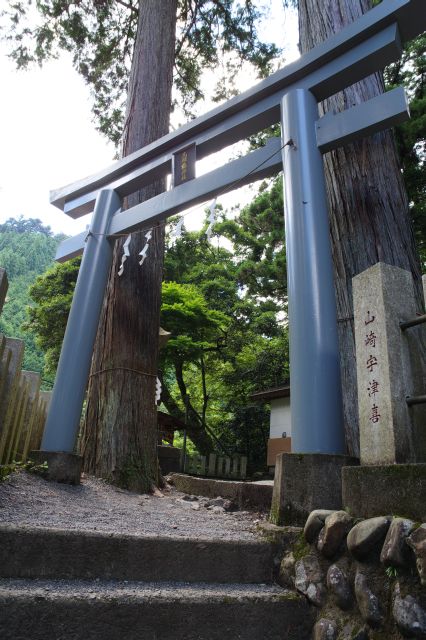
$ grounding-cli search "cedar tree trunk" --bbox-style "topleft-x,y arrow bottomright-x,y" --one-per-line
298,0 -> 423,456
80,0 -> 178,492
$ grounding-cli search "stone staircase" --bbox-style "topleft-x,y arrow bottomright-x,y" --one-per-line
0,525 -> 315,639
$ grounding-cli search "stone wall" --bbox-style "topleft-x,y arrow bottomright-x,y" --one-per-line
261,510 -> 426,639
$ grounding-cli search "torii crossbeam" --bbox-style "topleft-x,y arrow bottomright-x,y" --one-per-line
41,0 -> 425,458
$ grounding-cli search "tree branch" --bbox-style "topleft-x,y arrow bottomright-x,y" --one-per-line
175,0 -> 199,59
115,0 -> 138,15
200,352 -> 209,425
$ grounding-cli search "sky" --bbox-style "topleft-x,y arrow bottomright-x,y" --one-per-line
0,2 -> 299,238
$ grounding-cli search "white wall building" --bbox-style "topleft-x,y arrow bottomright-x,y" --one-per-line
250,384 -> 291,467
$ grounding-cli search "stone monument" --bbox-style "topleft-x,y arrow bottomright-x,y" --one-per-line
343,262 -> 426,520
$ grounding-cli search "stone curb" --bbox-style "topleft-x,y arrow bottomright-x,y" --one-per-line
0,525 -> 274,584
170,473 -> 273,510
0,579 -> 315,640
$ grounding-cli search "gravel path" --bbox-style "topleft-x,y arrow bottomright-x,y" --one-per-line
0,472 -> 267,540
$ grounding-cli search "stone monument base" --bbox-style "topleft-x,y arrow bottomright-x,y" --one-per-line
30,450 -> 82,485
342,463 -> 426,521
270,452 -> 359,526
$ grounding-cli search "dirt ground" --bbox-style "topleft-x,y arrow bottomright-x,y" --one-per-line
0,471 -> 268,540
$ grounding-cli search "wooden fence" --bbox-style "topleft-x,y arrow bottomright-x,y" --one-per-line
0,268 -> 51,465
185,452 -> 247,480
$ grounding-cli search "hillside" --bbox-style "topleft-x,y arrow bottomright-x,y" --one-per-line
0,217 -> 64,381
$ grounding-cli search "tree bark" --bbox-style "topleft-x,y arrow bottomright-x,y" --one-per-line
297,0 -> 422,456
80,0 -> 178,492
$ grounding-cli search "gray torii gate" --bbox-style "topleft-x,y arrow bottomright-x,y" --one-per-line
42,0 -> 425,457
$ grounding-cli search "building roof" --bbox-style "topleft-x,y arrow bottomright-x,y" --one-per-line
250,384 -> 290,401
158,410 -> 187,430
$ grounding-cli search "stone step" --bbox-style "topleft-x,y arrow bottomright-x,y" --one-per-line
0,525 -> 275,584
0,578 -> 315,640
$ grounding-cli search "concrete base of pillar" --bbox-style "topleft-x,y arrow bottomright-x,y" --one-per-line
30,451 -> 82,485
270,452 -> 359,526
158,445 -> 181,475
342,463 -> 426,521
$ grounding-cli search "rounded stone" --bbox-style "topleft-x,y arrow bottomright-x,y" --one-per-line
318,511 -> 353,558
294,554 -> 326,607
211,506 -> 225,514
340,624 -> 369,640
304,509 -> 335,543
354,571 -> 384,628
407,524 -> 426,586
278,552 -> 295,589
380,517 -> 415,568
326,564 -> 353,610
205,497 -> 226,508
347,516 -> 391,560
313,618 -> 337,640
393,582 -> 426,638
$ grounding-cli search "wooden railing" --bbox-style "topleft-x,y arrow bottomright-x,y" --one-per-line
0,268 -> 51,465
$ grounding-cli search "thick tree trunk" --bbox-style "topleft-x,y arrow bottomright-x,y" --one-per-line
80,0 -> 178,492
298,0 -> 422,456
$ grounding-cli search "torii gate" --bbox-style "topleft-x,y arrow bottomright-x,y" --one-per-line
41,0 -> 425,459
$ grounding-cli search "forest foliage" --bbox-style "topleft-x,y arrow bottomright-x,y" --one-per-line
0,216 -> 64,379
385,33 -> 426,262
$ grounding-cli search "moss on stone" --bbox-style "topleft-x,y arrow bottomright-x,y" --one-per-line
276,591 -> 300,601
257,524 -> 285,545
269,501 -> 281,526
257,530 -> 276,545
292,531 -> 311,561
369,631 -> 388,640
370,464 -> 426,480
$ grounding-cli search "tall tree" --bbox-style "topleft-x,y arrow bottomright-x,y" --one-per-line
80,2 -> 178,492
297,0 -> 423,456
2,1 -> 278,490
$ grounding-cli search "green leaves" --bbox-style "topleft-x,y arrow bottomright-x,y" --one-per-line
384,33 -> 426,268
218,176 -> 287,302
1,1 -> 280,145
0,220 -> 65,377
161,281 -> 229,364
25,256 -> 81,376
